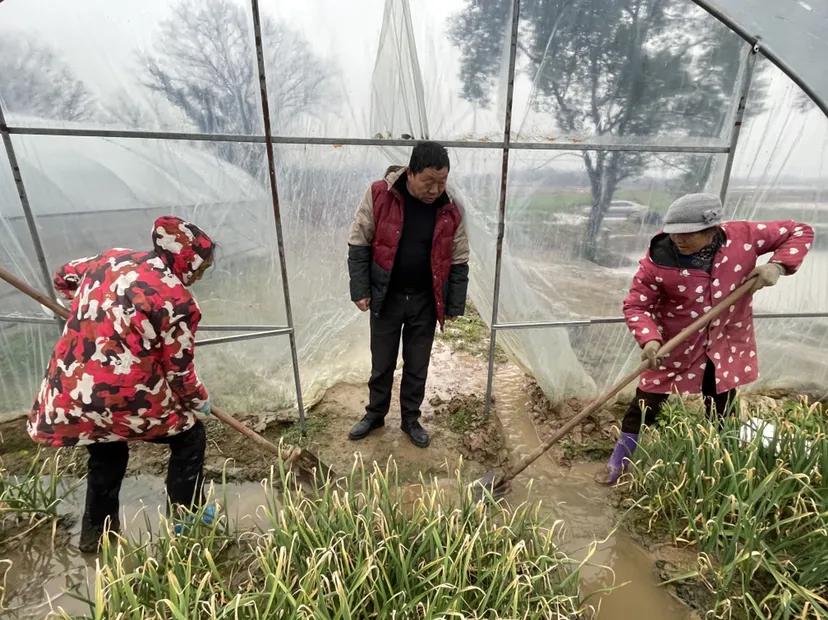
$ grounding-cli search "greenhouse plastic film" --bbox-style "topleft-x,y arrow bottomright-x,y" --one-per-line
725,58 -> 828,396
1,0 -> 827,423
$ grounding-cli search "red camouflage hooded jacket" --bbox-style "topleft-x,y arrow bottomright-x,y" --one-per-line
27,216 -> 214,447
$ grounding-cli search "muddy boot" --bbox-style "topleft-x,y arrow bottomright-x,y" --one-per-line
78,517 -> 120,554
594,432 -> 639,486
348,415 -> 385,440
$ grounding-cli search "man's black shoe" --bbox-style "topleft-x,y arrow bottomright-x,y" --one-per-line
348,416 -> 385,440
401,420 -> 430,448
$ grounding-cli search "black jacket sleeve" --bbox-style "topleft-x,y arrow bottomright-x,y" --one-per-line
445,263 -> 469,317
348,245 -> 372,302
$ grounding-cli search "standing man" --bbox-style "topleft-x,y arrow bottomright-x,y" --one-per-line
347,141 -> 470,448
595,193 -> 813,485
28,216 -> 216,551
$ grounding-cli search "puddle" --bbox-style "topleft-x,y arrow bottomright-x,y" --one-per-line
1,477 -> 270,619
493,364 -> 693,619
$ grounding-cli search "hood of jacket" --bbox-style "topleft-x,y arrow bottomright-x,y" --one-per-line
151,216 -> 215,286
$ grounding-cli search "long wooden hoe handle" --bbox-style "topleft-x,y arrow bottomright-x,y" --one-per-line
499,277 -> 757,485
0,265 -> 283,458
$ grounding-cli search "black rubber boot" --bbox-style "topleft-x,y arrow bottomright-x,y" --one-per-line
80,442 -> 127,553
78,517 -> 120,554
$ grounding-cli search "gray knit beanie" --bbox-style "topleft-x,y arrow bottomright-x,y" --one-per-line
662,193 -> 723,234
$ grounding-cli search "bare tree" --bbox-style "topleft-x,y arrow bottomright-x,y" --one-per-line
103,88 -> 177,130
0,31 -> 96,121
141,0 -> 330,173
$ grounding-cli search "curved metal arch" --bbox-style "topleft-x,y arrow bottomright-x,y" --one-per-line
692,0 -> 828,118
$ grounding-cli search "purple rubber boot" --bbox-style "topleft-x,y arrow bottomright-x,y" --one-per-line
594,432 -> 639,486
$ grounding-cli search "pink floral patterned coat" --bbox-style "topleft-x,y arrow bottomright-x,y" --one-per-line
623,220 -> 813,395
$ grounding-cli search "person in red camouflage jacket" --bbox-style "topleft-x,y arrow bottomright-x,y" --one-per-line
28,216 -> 215,552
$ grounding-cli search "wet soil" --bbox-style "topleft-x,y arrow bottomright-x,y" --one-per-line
525,380 -> 619,466
523,374 -> 822,617
489,363 -> 697,619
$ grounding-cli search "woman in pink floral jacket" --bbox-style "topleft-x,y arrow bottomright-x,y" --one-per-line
596,193 -> 814,485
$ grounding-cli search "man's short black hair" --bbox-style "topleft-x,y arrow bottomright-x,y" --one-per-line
408,141 -> 450,174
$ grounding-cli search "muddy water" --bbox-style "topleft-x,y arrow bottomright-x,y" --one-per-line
1,477 -> 271,619
492,364 -> 692,619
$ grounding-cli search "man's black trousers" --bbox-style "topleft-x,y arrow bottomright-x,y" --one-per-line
365,290 -> 437,426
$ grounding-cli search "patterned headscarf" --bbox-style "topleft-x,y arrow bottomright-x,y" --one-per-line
151,216 -> 215,286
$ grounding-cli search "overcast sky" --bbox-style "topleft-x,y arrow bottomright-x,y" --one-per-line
1,0 -> 825,180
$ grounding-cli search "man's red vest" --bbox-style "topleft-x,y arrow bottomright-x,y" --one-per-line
370,180 -> 461,325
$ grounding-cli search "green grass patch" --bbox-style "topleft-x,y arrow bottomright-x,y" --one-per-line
622,399 -> 828,619
514,190 -> 595,215
437,302 -> 507,362
276,411 -> 329,449
1,449 -> 79,547
434,395 -> 488,434
438,303 -> 488,354
559,436 -> 613,463
66,460 -> 590,619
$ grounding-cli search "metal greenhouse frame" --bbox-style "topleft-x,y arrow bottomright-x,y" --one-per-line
1,0 -> 825,423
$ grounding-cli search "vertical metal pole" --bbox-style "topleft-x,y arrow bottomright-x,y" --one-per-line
0,104 -> 59,307
719,43 -> 758,203
485,0 -> 521,416
250,0 -> 306,428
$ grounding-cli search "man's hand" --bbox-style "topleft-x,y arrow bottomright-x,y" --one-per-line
195,399 -> 212,418
748,262 -> 784,293
640,340 -> 663,370
354,298 -> 371,312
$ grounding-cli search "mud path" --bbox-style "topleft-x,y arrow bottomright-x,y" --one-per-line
490,363 -> 695,619
0,342 -> 505,485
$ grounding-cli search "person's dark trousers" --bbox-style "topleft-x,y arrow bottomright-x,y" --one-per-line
80,421 -> 207,548
366,290 -> 437,426
620,360 -> 736,433
81,441 -> 128,544
151,420 -> 207,509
